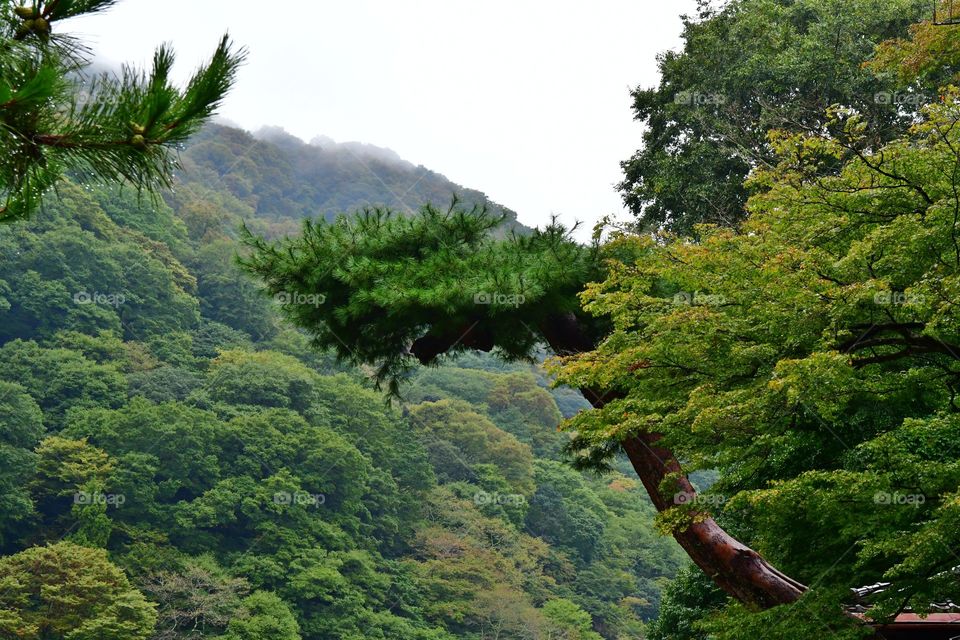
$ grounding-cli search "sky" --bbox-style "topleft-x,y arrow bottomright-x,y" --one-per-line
70,0 -> 699,239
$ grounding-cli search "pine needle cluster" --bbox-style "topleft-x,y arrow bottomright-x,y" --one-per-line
0,0 -> 245,221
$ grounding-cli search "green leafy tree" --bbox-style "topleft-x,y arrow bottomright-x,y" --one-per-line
224,591 -> 302,640
868,4 -> 960,87
411,487 -> 557,638
408,399 -> 535,496
30,435 -> 115,544
0,541 -> 157,640
0,339 -> 127,426
585,476 -> 686,622
190,320 -> 254,360
127,366 -> 203,403
0,183 -> 202,343
409,365 -> 570,457
647,566 -> 726,640
525,461 -> 608,564
556,77 -> 960,640
0,381 -> 42,547
48,330 -> 132,367
310,374 -> 437,553
541,598 -> 604,640
618,0 -> 929,233
486,372 -> 567,457
206,349 -> 318,412
192,240 -> 278,340
63,399 -> 224,517
408,365 -> 497,406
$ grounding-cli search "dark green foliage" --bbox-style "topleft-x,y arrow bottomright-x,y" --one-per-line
90,186 -> 190,250
0,381 -> 42,546
0,338 -> 127,426
129,372 -> 192,403
619,0 -> 930,233
0,183 -> 201,344
192,240 -> 278,340
647,566 -> 727,640
190,320 -> 253,360
525,461 -> 608,564
241,203 -> 603,390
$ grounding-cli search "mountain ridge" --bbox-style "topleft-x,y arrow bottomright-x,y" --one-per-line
176,122 -> 531,238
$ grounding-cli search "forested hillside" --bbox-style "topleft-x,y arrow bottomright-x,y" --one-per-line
9,2 -> 960,640
175,123 -> 530,241
0,126 -> 683,640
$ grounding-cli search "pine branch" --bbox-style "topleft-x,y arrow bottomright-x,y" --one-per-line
42,0 -> 120,21
0,19 -> 244,222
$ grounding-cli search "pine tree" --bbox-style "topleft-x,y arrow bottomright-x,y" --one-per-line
0,0 -> 244,221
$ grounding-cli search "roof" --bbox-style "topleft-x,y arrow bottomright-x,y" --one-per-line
873,614 -> 960,640
850,580 -> 960,638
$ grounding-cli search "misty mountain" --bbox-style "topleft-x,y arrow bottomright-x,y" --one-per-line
176,123 -> 529,235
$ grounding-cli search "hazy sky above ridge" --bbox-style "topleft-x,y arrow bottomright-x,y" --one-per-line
70,0 -> 699,238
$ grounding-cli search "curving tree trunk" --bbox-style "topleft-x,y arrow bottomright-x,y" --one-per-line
539,313 -> 807,609
619,424 -> 806,608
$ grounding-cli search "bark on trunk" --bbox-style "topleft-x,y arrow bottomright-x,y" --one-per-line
619,428 -> 806,608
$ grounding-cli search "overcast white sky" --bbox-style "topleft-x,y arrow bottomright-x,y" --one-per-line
70,1 -> 698,238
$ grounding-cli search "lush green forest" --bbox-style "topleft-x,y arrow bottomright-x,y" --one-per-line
5,0 -> 960,639
0,115 -> 684,640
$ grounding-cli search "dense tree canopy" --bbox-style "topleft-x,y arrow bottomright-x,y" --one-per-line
0,174 -> 680,638
0,542 -> 158,640
0,120 -> 682,640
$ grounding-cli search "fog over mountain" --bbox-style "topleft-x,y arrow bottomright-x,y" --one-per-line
177,123 -> 530,236
255,126 -> 412,169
